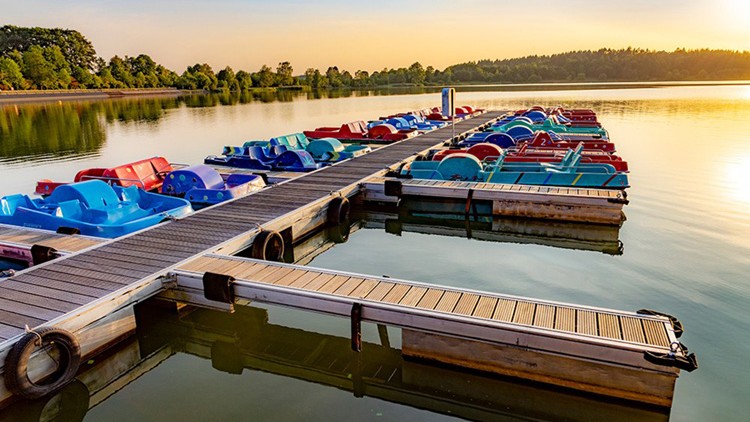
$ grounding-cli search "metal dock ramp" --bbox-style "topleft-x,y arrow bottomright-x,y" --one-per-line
167,253 -> 683,406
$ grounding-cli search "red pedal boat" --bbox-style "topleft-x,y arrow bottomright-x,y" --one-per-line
520,131 -> 616,153
432,143 -> 628,172
36,157 -> 173,195
303,121 -> 414,143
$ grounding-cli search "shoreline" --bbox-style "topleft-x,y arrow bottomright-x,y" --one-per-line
1,79 -> 748,105
0,88 -> 191,104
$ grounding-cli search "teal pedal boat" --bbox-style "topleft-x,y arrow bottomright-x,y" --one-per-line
402,147 -> 629,189
492,118 -> 609,139
0,180 -> 192,238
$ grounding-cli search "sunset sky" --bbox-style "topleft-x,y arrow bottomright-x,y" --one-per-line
5,0 -> 750,73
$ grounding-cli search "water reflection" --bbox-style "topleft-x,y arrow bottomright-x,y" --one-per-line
0,103 -> 106,164
359,207 -> 623,255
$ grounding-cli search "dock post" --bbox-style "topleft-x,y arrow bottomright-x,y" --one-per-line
351,303 -> 362,352
377,324 -> 391,348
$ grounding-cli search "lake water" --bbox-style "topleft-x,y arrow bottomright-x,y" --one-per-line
1,85 -> 749,421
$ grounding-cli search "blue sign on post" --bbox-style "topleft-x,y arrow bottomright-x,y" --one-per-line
441,87 -> 455,118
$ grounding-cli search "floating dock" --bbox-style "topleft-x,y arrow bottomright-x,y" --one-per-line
0,111 -> 694,409
362,177 -> 628,225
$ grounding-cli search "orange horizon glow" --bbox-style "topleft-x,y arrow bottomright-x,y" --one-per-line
4,0 -> 750,73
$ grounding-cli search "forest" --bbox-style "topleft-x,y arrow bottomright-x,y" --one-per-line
2,25 -> 750,91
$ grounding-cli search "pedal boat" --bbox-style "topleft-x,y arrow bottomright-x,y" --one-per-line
0,180 -> 192,238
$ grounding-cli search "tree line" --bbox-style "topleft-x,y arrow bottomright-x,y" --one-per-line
2,25 -> 750,91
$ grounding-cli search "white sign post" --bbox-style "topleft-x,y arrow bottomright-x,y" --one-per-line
442,87 -> 456,145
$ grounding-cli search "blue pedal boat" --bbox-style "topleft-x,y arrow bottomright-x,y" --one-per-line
306,138 -> 371,162
273,150 -> 323,171
0,180 -> 192,238
403,147 -> 629,189
369,117 -> 442,132
162,165 -> 265,208
492,118 -> 609,139
205,143 -> 293,170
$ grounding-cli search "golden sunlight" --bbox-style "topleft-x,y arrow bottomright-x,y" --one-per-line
724,0 -> 750,26
724,154 -> 750,204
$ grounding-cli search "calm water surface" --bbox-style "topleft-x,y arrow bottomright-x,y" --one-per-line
1,86 -> 749,421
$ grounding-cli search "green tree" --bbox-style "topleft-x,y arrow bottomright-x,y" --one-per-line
0,25 -> 98,70
0,57 -> 24,89
303,68 -> 316,86
21,45 -> 56,88
186,63 -> 218,90
217,66 -> 236,89
72,66 -> 94,88
276,61 -> 294,86
325,66 -> 342,87
254,65 -> 275,87
235,70 -> 253,90
407,62 -> 426,85
353,70 -> 369,87
107,56 -> 133,87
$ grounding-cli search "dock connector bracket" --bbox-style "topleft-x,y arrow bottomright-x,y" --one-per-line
30,244 -> 60,266
203,272 -> 236,304
351,303 -> 362,352
644,342 -> 698,372
384,180 -> 402,197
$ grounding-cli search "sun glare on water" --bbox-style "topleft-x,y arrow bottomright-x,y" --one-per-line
723,154 -> 750,205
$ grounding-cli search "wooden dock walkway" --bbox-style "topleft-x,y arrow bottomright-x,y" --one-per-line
0,224 -> 104,266
0,112 -> 501,357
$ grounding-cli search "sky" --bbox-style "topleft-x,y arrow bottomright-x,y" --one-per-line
3,0 -> 750,73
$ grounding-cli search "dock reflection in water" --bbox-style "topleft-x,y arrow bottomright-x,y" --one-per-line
0,304 -> 669,422
358,205 -> 623,256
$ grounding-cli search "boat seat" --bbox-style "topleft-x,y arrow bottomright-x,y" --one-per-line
436,154 -> 483,181
0,194 -> 36,215
245,146 -> 275,164
54,200 -> 83,219
47,181 -> 121,209
222,146 -> 244,156
243,140 -> 271,148
271,133 -> 310,150
409,163 -> 443,180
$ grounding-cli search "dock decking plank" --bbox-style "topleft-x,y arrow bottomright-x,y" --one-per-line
533,304 -> 555,329
621,316 -> 646,344
416,288 -> 444,310
554,306 -> 576,332
577,310 -> 598,336
434,291 -> 461,313
453,293 -> 479,316
364,282 -> 395,301
346,278 -> 379,299
471,296 -> 497,319
642,319 -> 670,347
598,313 -> 622,340
493,299 -> 517,322
512,301 -> 536,325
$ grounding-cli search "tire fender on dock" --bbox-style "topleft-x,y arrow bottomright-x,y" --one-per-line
327,196 -> 350,225
250,230 -> 284,262
4,327 -> 81,399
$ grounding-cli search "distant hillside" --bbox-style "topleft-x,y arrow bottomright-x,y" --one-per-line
2,25 -> 749,90
443,48 -> 750,83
